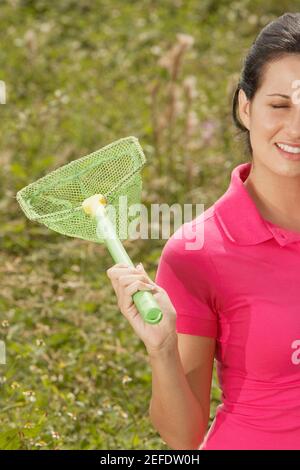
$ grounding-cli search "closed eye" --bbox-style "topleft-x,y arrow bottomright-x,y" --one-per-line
271,105 -> 289,108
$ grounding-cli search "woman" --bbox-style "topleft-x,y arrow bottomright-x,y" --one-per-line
106,12 -> 300,450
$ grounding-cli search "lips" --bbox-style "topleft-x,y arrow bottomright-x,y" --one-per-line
276,143 -> 300,151
275,143 -> 300,161
276,142 -> 300,148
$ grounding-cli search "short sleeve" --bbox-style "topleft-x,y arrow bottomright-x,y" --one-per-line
154,228 -> 219,338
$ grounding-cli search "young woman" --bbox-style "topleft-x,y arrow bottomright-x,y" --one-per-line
106,12 -> 300,450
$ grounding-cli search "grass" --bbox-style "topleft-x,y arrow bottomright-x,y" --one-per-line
0,0 -> 296,450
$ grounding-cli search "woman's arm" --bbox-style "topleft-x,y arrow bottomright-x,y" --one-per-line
105,262 -> 215,449
149,334 -> 213,450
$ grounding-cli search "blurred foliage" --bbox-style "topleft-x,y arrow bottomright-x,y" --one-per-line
0,0 -> 298,450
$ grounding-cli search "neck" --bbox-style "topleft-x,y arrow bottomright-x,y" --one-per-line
243,163 -> 300,232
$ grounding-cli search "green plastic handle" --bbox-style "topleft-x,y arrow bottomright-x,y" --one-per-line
95,206 -> 163,324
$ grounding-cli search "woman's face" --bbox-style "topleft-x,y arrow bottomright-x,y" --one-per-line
238,54 -> 300,177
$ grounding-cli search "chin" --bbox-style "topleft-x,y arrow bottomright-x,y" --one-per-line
269,160 -> 300,177
254,145 -> 300,177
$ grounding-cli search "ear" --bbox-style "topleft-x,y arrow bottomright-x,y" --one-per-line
238,88 -> 251,131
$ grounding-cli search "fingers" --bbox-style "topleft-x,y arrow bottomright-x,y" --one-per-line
106,264 -> 136,292
106,263 -> 161,316
119,280 -> 156,311
118,273 -> 153,288
106,263 -> 154,286
106,263 -> 136,279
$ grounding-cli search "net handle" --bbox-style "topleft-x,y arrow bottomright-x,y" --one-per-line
95,206 -> 163,325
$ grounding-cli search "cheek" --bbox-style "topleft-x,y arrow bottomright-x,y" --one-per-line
251,109 -> 282,138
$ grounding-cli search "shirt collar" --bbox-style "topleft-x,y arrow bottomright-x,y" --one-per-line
214,162 -> 300,247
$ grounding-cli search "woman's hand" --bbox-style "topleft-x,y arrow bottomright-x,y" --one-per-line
106,263 -> 177,356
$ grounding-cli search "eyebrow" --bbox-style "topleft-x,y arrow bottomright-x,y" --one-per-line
266,93 -> 290,99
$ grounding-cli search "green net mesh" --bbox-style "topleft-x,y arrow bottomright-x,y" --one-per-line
16,136 -> 146,243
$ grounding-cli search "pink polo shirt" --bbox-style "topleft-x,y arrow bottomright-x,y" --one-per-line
155,162 -> 300,450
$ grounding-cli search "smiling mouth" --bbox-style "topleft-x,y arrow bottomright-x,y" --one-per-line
275,143 -> 300,160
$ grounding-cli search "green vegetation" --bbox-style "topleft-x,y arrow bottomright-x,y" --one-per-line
0,0 -> 296,450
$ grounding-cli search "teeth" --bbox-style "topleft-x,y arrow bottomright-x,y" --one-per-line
276,143 -> 300,154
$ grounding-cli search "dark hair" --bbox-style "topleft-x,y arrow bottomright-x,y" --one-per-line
232,12 -> 300,158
